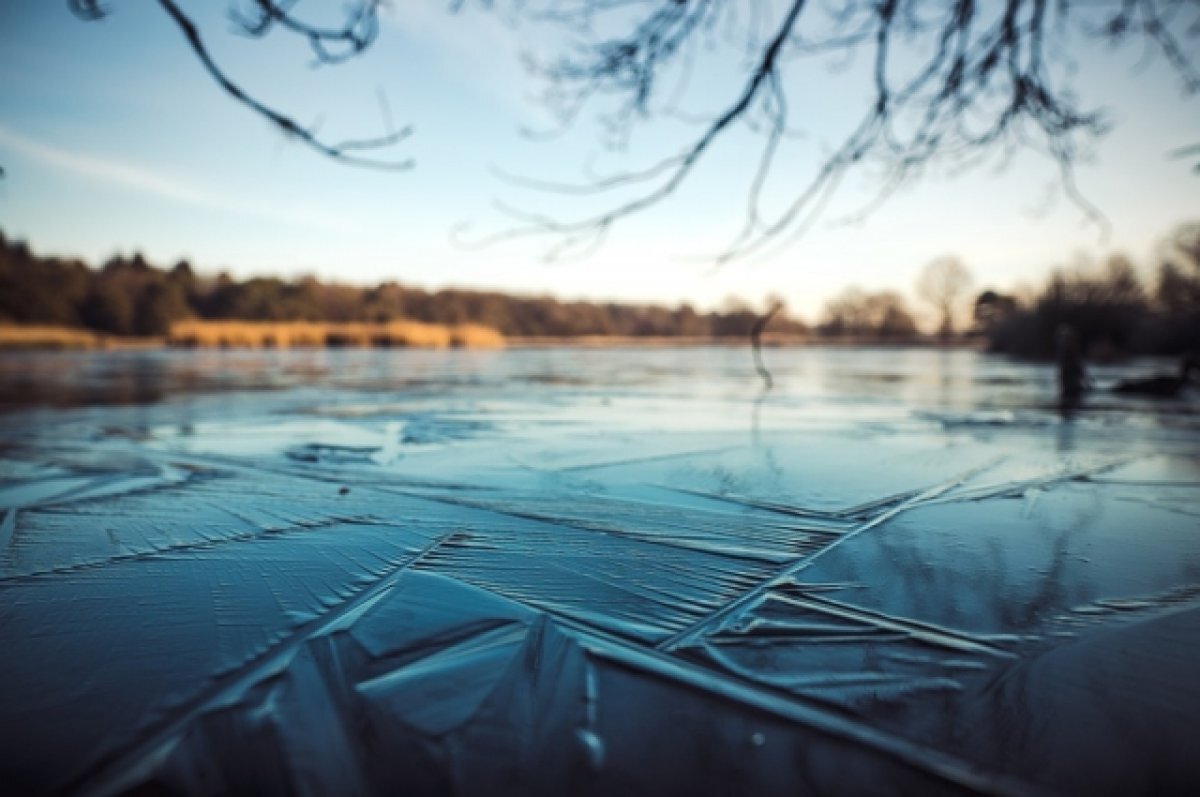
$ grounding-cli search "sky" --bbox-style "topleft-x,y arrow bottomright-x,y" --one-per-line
1,0 -> 1197,326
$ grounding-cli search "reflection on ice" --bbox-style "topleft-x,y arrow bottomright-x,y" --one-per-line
1,347 -> 1198,794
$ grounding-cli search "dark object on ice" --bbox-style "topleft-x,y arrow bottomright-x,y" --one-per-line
1055,325 -> 1088,408
1112,355 -> 1199,397
338,486 -> 350,495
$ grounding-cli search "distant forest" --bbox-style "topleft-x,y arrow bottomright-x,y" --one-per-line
0,231 -> 807,340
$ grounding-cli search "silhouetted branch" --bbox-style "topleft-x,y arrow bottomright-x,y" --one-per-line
66,0 -> 1199,230
228,0 -> 384,66
70,0 -> 412,170
490,0 -> 1199,261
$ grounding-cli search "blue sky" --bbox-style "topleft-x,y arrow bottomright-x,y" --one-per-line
1,1 -> 1197,325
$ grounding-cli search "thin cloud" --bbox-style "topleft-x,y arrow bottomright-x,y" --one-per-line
0,124 -> 357,234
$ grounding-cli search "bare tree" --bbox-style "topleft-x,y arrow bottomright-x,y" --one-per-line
918,256 -> 973,338
1156,220 -> 1200,315
68,1 -> 1200,258
1164,220 -> 1200,270
819,287 -> 918,338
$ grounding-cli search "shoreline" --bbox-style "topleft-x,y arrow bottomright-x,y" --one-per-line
0,324 -> 983,351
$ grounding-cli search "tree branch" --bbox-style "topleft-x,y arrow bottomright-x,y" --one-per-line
71,0 -> 413,170
486,0 -> 1198,261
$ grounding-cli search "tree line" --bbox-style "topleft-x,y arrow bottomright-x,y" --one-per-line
813,220 -> 1200,355
0,231 -> 808,340
5,221 -> 1195,352
975,222 -> 1200,358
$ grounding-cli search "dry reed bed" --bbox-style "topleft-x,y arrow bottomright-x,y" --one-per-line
167,320 -> 504,349
0,325 -> 150,349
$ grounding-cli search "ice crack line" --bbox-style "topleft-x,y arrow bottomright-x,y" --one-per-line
0,509 -> 384,587
70,528 -> 463,797
571,625 -> 1045,797
656,460 -> 1001,653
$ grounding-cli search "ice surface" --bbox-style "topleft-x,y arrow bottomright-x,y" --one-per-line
1,347 -> 1198,795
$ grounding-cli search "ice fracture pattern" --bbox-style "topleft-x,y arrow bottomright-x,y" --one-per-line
1,347 -> 1198,795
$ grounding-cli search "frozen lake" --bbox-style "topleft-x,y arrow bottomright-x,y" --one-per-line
1,347 -> 1198,795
